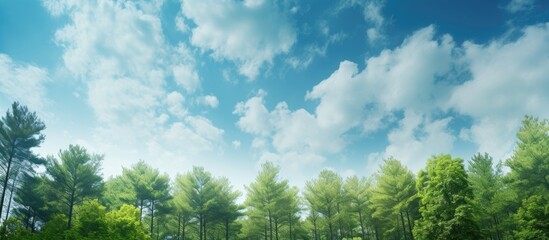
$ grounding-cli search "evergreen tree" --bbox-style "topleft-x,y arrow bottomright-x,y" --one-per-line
245,162 -> 290,240
45,145 -> 103,229
505,116 -> 549,239
304,170 -> 343,240
414,154 -> 480,240
0,102 -> 45,221
371,158 -> 417,240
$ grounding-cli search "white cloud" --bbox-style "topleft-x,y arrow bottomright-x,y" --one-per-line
175,13 -> 189,33
448,23 -> 549,160
173,64 -> 200,93
235,26 -> 458,169
166,91 -> 187,118
382,111 -> 455,171
199,95 -> 219,108
0,54 -> 49,112
180,0 -> 296,79
46,0 -> 224,177
363,0 -> 384,27
338,0 -> 386,43
233,90 -> 271,137
286,30 -> 346,70
505,0 -> 535,13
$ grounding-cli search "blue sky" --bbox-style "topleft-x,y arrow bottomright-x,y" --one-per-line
1,0 -> 548,190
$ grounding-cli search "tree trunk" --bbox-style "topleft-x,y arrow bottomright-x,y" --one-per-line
374,224 -> 380,240
225,218 -> 229,240
264,223 -> 268,240
204,218 -> 207,240
288,213 -> 293,240
67,189 -> 75,229
358,210 -> 365,240
31,214 -> 37,232
182,221 -> 186,240
268,210 -> 273,240
400,211 -> 408,240
177,212 -> 181,240
328,220 -> 334,240
0,145 -> 15,222
337,204 -> 343,240
139,199 -> 144,224
275,218 -> 279,240
313,218 -> 318,240
150,201 -> 155,238
493,215 -> 503,240
199,215 -> 203,240
4,170 -> 19,222
406,210 -> 414,240
156,217 -> 160,240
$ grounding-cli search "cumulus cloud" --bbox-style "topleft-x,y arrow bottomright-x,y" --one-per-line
0,54 -> 49,112
235,23 -> 549,173
448,23 -> 549,160
371,111 -> 455,172
173,64 -> 200,93
179,0 -> 296,79
199,95 -> 219,108
45,0 -> 224,175
166,91 -> 187,118
235,26 -> 457,169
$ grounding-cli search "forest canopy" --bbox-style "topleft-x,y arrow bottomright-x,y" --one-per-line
0,102 -> 548,240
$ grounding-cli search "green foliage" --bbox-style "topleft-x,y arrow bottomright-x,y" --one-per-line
514,194 -> 549,239
0,218 -> 38,240
305,169 -> 345,240
45,145 -> 104,229
39,214 -> 69,240
3,103 -> 548,240
245,162 -> 296,240
105,204 -> 150,240
371,158 -> 417,239
13,173 -> 48,231
102,176 -> 136,211
506,116 -> 549,239
344,176 -> 375,240
468,153 -> 514,239
0,102 -> 46,223
68,199 -> 108,239
414,154 -> 481,240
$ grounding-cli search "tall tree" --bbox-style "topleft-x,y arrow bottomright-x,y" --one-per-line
245,162 -> 289,240
147,171 -> 171,239
45,145 -> 103,229
414,154 -> 480,240
216,177 -> 242,240
304,170 -> 343,240
281,186 -> 301,240
371,158 -> 417,240
467,153 -> 513,239
102,175 -> 136,211
121,161 -> 157,223
172,191 -> 193,240
176,166 -> 219,240
505,116 -> 549,239
12,173 -> 48,232
120,159 -> 172,238
344,176 -> 375,240
0,102 -> 45,221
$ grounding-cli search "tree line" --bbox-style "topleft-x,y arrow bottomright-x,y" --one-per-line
0,102 -> 548,240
